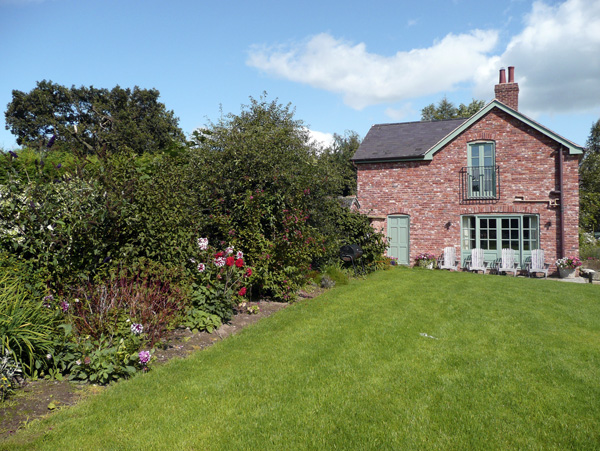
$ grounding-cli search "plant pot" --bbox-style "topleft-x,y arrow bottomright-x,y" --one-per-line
559,268 -> 576,279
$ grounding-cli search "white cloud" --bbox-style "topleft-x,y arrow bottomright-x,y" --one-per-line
306,128 -> 334,149
248,0 -> 600,117
475,0 -> 600,115
248,30 -> 498,110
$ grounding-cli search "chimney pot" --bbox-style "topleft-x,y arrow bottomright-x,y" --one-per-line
494,66 -> 519,111
508,66 -> 515,83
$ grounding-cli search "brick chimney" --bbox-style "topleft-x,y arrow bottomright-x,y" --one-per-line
494,66 -> 519,111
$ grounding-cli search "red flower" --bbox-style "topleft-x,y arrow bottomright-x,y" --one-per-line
235,258 -> 244,268
245,268 -> 252,277
238,287 -> 247,296
226,256 -> 235,266
215,251 -> 224,258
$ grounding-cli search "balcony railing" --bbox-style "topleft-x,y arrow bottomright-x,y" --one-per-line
460,165 -> 500,203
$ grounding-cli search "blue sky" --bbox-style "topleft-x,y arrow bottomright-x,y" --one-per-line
1,0 -> 599,150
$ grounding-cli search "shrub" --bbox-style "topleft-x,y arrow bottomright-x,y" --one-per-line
181,308 -> 222,333
189,97 -> 330,302
1,147 -> 200,291
312,199 -> 388,273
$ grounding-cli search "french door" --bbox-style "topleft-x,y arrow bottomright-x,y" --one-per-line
461,215 -> 539,266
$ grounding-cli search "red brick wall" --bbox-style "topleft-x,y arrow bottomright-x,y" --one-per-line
356,108 -> 580,271
495,83 -> 519,111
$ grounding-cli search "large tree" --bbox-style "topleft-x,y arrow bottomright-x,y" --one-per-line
189,95 -> 385,299
580,119 -> 600,233
319,131 -> 361,197
5,80 -> 185,154
421,97 -> 485,121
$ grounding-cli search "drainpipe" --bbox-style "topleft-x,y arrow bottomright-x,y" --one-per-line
558,145 -> 565,258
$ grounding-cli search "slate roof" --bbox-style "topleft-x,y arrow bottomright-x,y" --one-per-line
352,118 -> 468,162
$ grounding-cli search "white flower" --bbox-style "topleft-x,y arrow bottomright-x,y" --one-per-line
214,257 -> 226,267
131,323 -> 144,335
236,250 -> 243,259
197,263 -> 206,272
198,237 -> 209,250
47,224 -> 54,231
226,246 -> 234,255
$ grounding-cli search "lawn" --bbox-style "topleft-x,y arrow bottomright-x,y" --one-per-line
3,268 -> 600,450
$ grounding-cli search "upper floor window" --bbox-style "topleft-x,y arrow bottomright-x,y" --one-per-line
467,142 -> 496,199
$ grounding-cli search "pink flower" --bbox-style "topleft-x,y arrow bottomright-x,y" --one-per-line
139,350 -> 151,365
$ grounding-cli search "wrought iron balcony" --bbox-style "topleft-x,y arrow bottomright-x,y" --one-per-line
460,165 -> 500,203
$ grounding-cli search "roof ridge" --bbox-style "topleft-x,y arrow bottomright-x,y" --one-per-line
372,118 -> 468,127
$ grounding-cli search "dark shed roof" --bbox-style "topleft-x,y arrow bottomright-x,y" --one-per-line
352,118 -> 467,162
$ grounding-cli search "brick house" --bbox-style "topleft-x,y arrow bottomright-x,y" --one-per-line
352,67 -> 584,271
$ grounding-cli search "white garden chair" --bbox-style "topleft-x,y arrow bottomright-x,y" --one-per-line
491,248 -> 519,276
437,247 -> 459,271
525,249 -> 549,279
466,248 -> 488,274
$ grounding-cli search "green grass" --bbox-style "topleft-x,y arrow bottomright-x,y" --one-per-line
3,268 -> 600,450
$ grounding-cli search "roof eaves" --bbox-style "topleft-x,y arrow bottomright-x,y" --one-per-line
353,155 -> 427,164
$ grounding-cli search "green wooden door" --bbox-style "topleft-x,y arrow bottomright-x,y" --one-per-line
388,215 -> 410,265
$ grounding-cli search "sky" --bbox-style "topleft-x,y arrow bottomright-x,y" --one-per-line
1,0 -> 599,150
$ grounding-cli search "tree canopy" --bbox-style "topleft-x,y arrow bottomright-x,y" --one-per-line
319,131 -> 360,197
421,97 -> 485,121
189,95 -> 385,299
5,80 -> 185,154
580,119 -> 600,233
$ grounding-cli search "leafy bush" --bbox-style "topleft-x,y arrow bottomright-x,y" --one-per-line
44,322 -> 152,385
181,308 -> 222,333
190,97 -> 329,301
311,199 -> 388,273
234,196 -> 324,301
0,252 -> 49,301
0,168 -> 115,290
0,147 -> 79,185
